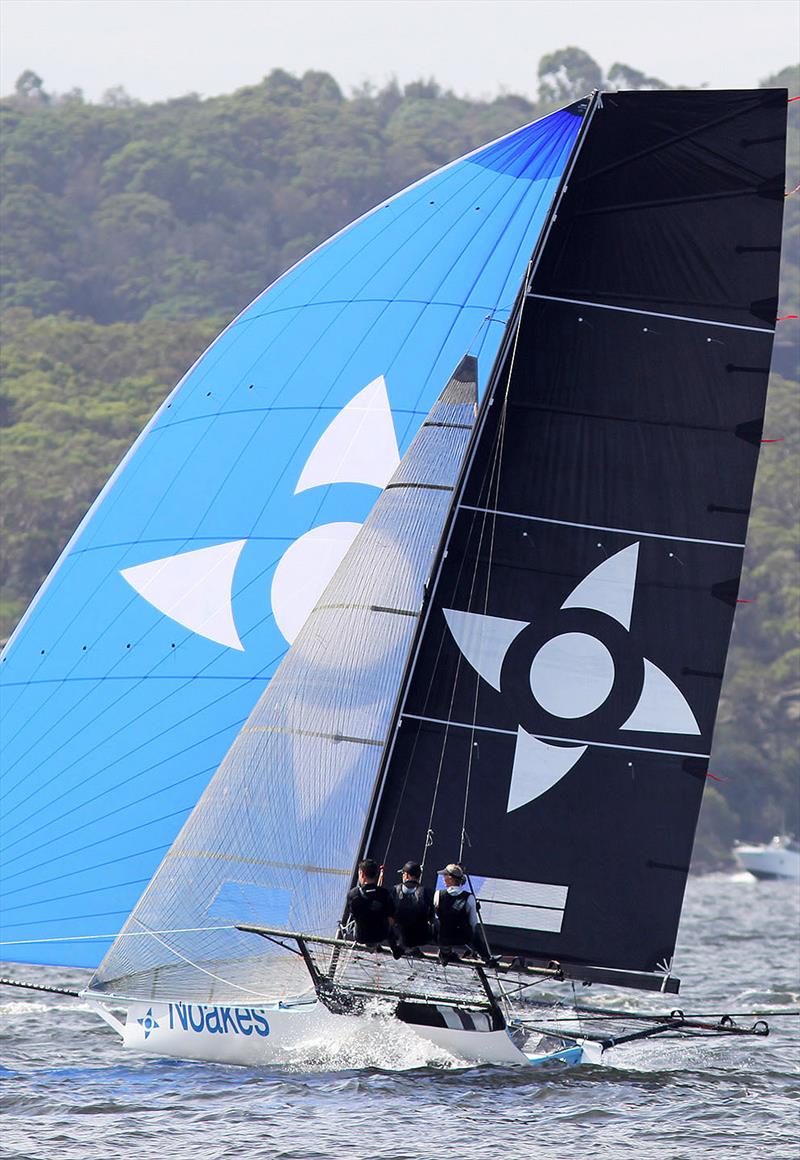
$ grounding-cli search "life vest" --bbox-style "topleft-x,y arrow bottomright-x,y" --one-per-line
435,888 -> 473,945
347,883 -> 394,944
393,883 -> 433,947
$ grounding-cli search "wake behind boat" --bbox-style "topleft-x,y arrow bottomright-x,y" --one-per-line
0,87 -> 794,1068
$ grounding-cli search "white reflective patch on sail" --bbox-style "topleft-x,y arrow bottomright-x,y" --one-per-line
271,522 -> 362,643
475,876 -> 569,933
120,540 -> 246,650
294,376 -> 400,493
507,727 -> 586,812
622,657 -> 701,735
561,542 -> 640,629
442,608 -> 528,691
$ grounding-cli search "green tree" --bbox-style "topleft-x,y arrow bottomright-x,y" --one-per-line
537,47 -> 602,106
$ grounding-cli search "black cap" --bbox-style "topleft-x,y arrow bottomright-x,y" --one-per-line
399,860 -> 422,878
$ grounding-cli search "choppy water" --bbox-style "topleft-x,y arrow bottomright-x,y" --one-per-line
2,874 -> 798,1160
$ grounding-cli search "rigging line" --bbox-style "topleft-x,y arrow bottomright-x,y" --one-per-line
434,278 -> 530,864
0,925 -> 238,946
116,918 -> 280,999
381,127 -> 587,869
375,132 -> 584,870
457,274 -> 528,862
379,417 -> 489,867
424,457 -> 507,867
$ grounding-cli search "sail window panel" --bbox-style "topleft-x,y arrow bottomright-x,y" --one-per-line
478,901 -> 565,934
475,877 -> 568,909
532,90 -> 786,327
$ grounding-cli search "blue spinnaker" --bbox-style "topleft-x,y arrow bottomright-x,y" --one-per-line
0,107 -> 581,967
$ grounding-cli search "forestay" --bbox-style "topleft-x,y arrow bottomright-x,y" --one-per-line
365,89 -> 787,979
89,361 -> 477,1003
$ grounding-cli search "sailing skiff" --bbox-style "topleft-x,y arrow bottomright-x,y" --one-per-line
0,87 -> 790,1067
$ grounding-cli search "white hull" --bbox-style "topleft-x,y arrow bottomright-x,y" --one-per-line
89,997 -> 584,1068
735,841 -> 800,881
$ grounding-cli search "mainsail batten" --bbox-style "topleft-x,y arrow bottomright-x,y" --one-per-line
364,89 -> 787,978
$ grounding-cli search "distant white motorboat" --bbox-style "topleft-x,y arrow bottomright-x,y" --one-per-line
734,837 -> 800,881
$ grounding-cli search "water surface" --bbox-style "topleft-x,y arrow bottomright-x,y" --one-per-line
1,874 -> 797,1159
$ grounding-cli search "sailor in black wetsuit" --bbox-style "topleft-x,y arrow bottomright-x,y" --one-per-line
434,862 -> 490,962
392,861 -> 434,953
345,859 -> 400,955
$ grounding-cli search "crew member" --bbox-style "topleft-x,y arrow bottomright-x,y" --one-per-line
345,858 -> 399,953
434,863 -> 490,962
393,861 -> 434,952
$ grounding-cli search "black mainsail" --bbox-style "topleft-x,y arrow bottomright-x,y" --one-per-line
363,89 -> 787,980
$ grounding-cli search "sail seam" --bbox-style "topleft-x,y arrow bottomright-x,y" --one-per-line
526,293 -> 774,333
458,505 -> 746,548
401,713 -> 711,758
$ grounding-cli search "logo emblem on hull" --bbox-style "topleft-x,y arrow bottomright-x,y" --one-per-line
443,543 -> 701,812
137,1007 -> 159,1039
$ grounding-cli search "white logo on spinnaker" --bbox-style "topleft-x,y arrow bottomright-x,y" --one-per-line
442,543 -> 701,813
272,376 -> 399,642
120,378 -> 399,648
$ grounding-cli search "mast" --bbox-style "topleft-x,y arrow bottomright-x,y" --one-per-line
356,92 -> 602,872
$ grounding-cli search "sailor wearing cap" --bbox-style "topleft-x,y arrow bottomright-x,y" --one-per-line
392,861 -> 434,952
434,864 -> 489,962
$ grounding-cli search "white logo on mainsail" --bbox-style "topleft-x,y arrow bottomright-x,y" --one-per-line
442,543 -> 701,813
120,377 -> 399,649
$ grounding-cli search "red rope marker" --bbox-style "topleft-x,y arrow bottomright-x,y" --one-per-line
761,437 -> 785,443
706,772 -> 726,782
736,598 -> 756,604
777,314 -> 798,321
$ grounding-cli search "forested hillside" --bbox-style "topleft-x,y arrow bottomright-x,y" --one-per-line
1,51 -> 798,861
